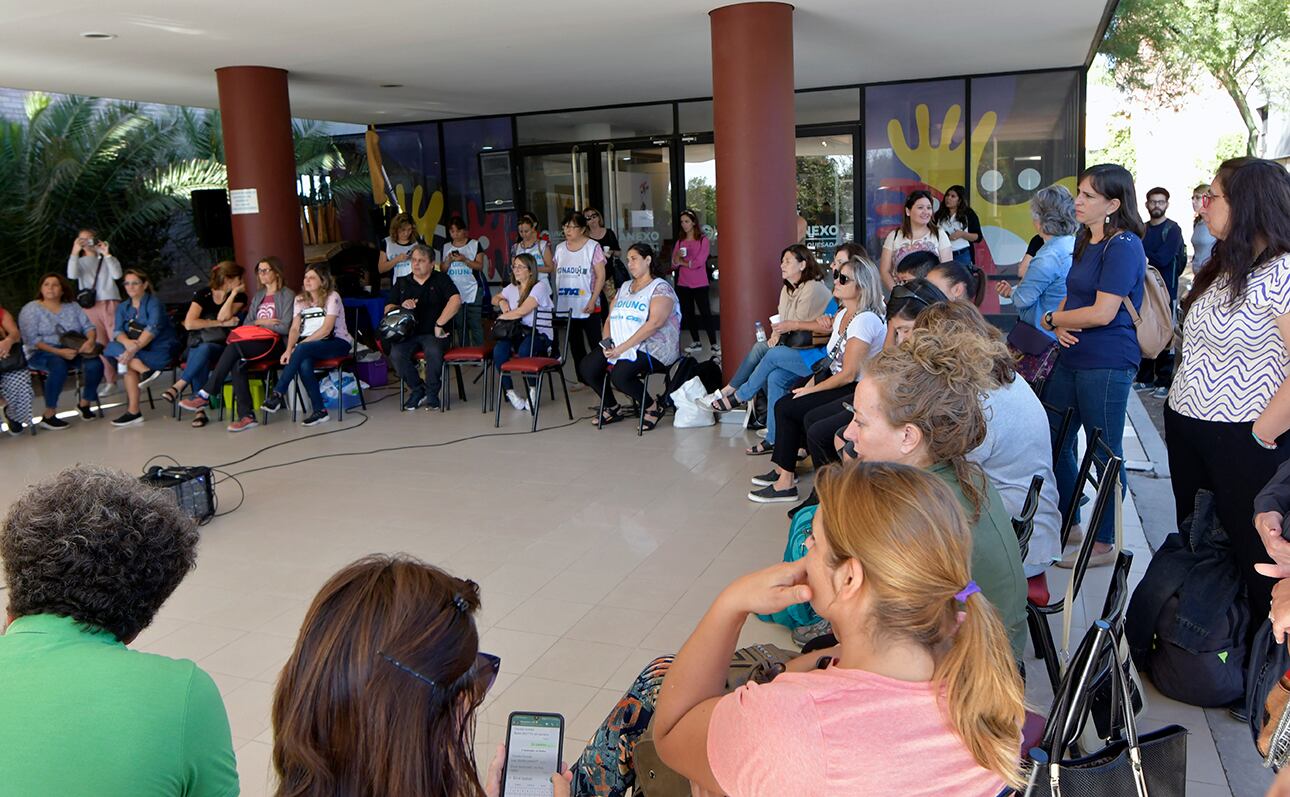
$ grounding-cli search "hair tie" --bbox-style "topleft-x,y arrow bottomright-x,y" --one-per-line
954,581 -> 981,604
451,594 -> 469,613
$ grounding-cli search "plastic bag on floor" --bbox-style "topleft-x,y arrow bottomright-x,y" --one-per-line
320,372 -> 367,411
670,376 -> 715,428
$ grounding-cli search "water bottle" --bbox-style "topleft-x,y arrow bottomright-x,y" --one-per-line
754,321 -> 767,344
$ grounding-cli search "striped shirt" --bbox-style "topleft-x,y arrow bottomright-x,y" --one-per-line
1169,253 -> 1290,423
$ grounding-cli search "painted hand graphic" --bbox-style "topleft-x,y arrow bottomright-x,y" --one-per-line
887,104 -> 995,199
465,201 -> 510,279
394,183 -> 444,243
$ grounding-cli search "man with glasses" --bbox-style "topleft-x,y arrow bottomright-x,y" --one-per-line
1134,187 -> 1185,397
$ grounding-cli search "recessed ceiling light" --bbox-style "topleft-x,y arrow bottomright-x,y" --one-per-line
80,31 -> 117,39
379,83 -> 403,89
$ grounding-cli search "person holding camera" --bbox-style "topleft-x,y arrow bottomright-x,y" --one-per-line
386,244 -> 461,411
103,269 -> 180,427
65,228 -> 122,394
19,273 -> 104,429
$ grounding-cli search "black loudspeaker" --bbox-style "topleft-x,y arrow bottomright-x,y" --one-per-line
191,189 -> 233,249
478,151 -> 515,212
140,465 -> 216,525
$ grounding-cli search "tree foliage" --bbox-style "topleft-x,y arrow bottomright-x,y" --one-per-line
1101,0 -> 1290,155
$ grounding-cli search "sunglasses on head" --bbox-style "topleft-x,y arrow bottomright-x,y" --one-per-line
889,283 -> 935,309
380,650 -> 502,696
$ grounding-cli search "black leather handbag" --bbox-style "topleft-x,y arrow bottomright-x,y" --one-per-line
0,344 -> 26,373
777,329 -> 816,349
75,255 -> 104,308
1021,620 -> 1187,796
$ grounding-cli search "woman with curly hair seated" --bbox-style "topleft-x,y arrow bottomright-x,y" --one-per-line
0,466 -> 237,796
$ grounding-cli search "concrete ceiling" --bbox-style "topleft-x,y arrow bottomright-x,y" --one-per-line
0,1 -> 1113,124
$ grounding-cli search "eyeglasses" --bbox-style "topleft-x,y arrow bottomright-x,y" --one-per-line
831,269 -> 853,286
585,212 -> 599,219
1201,191 -> 1225,208
256,266 -> 273,273
122,280 -> 143,287
1145,200 -> 1168,207
379,650 -> 501,695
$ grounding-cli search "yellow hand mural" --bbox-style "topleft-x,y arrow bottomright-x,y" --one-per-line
887,103 -> 1077,245
394,183 -> 444,243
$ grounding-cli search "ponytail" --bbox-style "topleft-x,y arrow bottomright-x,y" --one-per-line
935,592 -> 1026,789
928,260 -> 984,306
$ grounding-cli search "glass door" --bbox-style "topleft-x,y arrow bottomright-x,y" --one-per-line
520,147 -> 591,241
599,140 -> 674,253
796,131 -> 856,267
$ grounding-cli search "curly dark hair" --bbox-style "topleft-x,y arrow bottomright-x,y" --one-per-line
1,465 -> 199,642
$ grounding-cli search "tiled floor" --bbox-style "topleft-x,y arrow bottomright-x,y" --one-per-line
0,381 -> 1245,795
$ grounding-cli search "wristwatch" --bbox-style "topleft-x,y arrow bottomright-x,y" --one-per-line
1043,311 -> 1055,330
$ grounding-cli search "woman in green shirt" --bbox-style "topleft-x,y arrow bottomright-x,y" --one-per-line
840,323 -> 1029,658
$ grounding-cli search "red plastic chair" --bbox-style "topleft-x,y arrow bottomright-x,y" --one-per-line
287,337 -> 367,422
493,309 -> 573,432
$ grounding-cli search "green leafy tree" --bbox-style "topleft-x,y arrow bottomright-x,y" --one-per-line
1101,0 -> 1290,155
686,176 -> 717,232
1088,110 -> 1139,176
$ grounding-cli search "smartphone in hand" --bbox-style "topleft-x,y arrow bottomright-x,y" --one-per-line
599,338 -> 614,351
500,712 -> 564,797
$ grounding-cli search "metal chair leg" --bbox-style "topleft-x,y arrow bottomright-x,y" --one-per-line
531,372 -> 544,432
559,371 -> 572,420
494,370 -> 505,428
597,371 -> 610,429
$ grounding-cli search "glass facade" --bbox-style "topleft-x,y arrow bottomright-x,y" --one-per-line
442,118 -> 516,282
797,134 -> 854,267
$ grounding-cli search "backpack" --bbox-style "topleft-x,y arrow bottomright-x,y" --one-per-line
756,504 -> 821,629
1121,246 -> 1174,358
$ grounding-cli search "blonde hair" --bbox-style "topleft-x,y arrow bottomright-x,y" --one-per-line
843,253 -> 887,318
865,325 -> 997,520
912,301 -> 1016,388
510,253 -> 538,306
388,212 -> 416,241
816,462 -> 1024,788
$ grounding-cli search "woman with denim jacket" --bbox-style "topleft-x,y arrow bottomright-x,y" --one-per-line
996,185 -> 1078,341
104,269 -> 180,427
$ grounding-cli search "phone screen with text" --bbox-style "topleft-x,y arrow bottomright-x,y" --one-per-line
502,713 -> 563,797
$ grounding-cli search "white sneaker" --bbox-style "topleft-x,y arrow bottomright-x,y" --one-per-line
528,387 -> 538,409
97,381 -> 119,398
506,389 -> 528,411
684,342 -> 702,354
712,344 -> 721,355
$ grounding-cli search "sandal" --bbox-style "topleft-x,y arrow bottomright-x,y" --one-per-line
161,386 -> 180,404
596,407 -> 623,427
641,405 -> 665,432
710,393 -> 741,412
191,411 -> 208,428
746,441 -> 774,456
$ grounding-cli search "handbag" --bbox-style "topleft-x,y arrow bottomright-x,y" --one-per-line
125,320 -> 147,340
777,329 -> 816,349
226,325 -> 281,362
59,331 -> 103,357
0,344 -> 26,373
1022,620 -> 1187,796
1246,618 -> 1290,769
75,254 -> 104,309
490,318 -> 522,341
188,326 -> 229,347
1007,320 -> 1059,385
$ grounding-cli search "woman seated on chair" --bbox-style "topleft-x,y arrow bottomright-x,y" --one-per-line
915,301 -> 1063,576
494,253 -> 555,412
0,304 -> 36,435
746,254 -> 887,503
19,273 -> 104,430
178,256 -> 296,432
708,244 -> 832,440
103,269 -> 180,428
840,324 -> 1029,657
641,462 -> 1024,797
259,264 -> 354,427
167,260 -> 247,428
577,243 -> 681,431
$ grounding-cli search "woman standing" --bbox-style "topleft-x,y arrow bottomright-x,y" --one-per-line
377,212 -> 420,285
442,216 -> 485,347
879,190 -> 953,289
103,270 -> 181,427
169,261 -> 247,427
259,264 -> 355,427
0,305 -> 35,434
1167,158 -> 1290,627
995,185 -> 1078,339
493,253 -> 555,412
513,213 -> 555,290
66,228 -> 122,394
672,209 -> 717,355
1190,183 -> 1217,275
577,243 -> 681,431
1040,164 -> 1146,567
749,255 -> 887,503
178,257 -> 296,432
934,185 -> 983,265
554,211 -> 607,369
19,274 -> 104,429
584,206 -> 623,299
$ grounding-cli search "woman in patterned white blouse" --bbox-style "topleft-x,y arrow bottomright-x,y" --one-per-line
1167,157 -> 1290,629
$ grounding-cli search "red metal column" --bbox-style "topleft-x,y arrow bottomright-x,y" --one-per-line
215,66 -> 304,289
710,2 -> 797,380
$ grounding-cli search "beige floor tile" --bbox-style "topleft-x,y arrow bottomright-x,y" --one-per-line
221,679 -> 276,740
138,621 -> 247,663
526,637 -> 635,688
481,674 -> 600,728
533,568 -> 625,604
478,627 -> 561,675
495,598 -> 595,637
565,605 -> 666,648
233,739 -> 275,797
198,631 -> 296,682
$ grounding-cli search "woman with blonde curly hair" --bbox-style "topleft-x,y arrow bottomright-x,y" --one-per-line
840,323 -> 1029,656
649,461 -> 1025,796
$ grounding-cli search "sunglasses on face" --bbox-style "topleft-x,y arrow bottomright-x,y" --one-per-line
122,280 -> 143,287
831,269 -> 853,286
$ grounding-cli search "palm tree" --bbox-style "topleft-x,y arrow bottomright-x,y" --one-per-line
0,93 -> 226,310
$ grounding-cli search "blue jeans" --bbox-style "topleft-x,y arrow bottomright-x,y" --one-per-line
493,332 -> 551,391
729,340 -> 770,390
952,247 -> 973,264
733,345 -> 815,445
180,342 -> 224,388
1043,361 -> 1134,544
273,338 -> 351,410
28,350 -> 104,410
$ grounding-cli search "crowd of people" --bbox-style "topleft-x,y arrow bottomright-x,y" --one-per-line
1,156 -> 1288,796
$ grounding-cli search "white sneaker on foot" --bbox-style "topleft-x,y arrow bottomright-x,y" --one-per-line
506,389 -> 528,411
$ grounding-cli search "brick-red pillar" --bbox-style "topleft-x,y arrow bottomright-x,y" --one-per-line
215,66 -> 304,289
710,3 -> 797,380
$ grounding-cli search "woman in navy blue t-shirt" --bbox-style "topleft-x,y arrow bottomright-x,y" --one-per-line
1040,164 -> 1146,567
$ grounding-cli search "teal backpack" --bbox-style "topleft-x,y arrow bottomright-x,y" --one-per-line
756,504 -> 820,629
